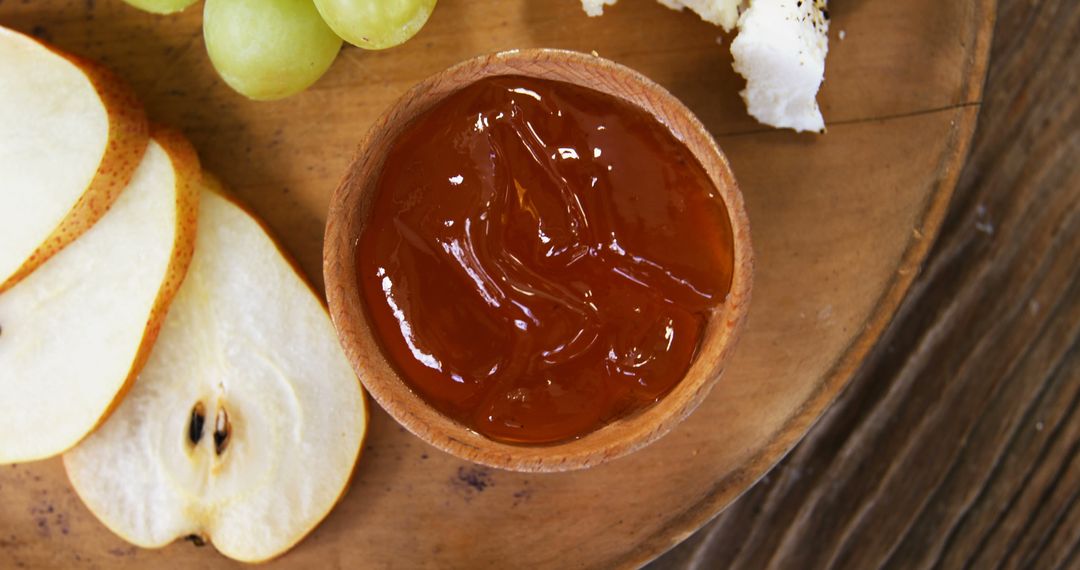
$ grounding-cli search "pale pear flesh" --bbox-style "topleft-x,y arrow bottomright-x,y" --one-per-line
0,137 -> 198,464
65,186 -> 368,563
0,26 -> 148,290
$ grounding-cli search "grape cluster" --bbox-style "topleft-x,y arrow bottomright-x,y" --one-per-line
127,0 -> 437,100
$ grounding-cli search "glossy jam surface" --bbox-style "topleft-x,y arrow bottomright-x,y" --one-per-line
357,75 -> 734,444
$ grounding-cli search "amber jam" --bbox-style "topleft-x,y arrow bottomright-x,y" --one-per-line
356,75 -> 734,444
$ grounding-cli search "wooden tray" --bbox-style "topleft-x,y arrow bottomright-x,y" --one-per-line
0,1 -> 994,568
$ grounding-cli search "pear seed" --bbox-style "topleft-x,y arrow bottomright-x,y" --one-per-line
214,407 -> 231,456
188,402 -> 206,445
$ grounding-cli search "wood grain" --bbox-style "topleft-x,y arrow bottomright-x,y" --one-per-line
649,0 -> 1080,567
0,0 -> 995,568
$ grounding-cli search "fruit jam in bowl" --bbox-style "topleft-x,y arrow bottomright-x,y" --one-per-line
325,49 -> 753,472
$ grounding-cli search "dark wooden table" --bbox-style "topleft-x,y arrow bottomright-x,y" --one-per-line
650,0 -> 1080,568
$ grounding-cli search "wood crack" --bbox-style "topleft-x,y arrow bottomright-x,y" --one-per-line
650,0 -> 1079,567
716,101 -> 983,138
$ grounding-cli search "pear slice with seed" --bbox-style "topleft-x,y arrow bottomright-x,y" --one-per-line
0,131 -> 199,464
64,176 -> 368,563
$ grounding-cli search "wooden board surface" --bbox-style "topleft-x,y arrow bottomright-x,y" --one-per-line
0,0 -> 994,568
649,0 -> 1080,567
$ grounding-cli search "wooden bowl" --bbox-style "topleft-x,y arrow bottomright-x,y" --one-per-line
323,49 -> 753,472
1,1 -> 995,566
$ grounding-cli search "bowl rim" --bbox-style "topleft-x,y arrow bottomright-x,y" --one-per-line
323,48 -> 754,472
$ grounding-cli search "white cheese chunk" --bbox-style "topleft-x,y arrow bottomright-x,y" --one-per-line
580,0 -> 831,133
581,0 -> 618,17
581,0 -> 741,31
656,0 -> 742,32
731,0 -> 829,132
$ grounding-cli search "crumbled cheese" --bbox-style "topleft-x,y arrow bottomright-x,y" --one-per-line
655,0 -> 743,32
731,0 -> 829,132
581,0 -> 742,31
581,0 -> 831,133
580,0 -> 619,17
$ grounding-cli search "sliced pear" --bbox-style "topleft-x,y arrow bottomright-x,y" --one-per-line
65,177 -> 368,563
0,131 -> 200,464
0,26 -> 149,292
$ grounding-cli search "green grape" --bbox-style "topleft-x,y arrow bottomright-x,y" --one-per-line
313,0 -> 437,50
203,0 -> 343,101
122,0 -> 198,14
